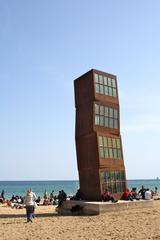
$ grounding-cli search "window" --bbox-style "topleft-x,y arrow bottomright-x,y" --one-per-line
95,104 -> 99,114
94,103 -> 119,130
100,85 -> 104,94
112,78 -> 116,88
104,76 -> 107,85
101,170 -> 126,194
94,73 -> 117,98
95,74 -> 99,83
99,75 -> 103,84
100,116 -> 104,126
108,77 -> 112,86
104,117 -> 109,127
100,106 -> 104,115
104,107 -> 109,116
104,148 -> 109,158
98,136 -> 103,146
98,135 -> 123,160
95,115 -> 99,125
95,84 -> 99,93
100,147 -> 104,158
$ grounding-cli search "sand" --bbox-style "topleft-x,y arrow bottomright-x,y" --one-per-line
0,201 -> 160,240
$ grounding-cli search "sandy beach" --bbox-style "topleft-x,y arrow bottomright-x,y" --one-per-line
0,200 -> 160,240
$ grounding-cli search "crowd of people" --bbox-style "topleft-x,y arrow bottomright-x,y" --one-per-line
102,185 -> 157,202
0,186 -> 158,222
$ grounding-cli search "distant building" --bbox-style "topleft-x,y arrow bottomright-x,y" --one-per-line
74,69 -> 127,200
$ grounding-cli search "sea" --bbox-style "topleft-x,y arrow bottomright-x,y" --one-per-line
0,179 -> 159,199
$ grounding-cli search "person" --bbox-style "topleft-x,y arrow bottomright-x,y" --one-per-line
1,190 -> 5,199
24,189 -> 35,223
44,190 -> 48,199
71,189 -> 82,200
131,188 -> 140,200
35,196 -> 41,203
57,190 -> 67,208
145,188 -> 152,200
121,188 -> 133,201
155,186 -> 158,195
138,185 -> 146,199
29,189 -> 37,218
101,189 -> 117,202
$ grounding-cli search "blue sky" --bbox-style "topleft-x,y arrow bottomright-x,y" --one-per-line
0,0 -> 160,180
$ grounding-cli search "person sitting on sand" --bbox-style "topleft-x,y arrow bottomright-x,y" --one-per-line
71,189 -> 82,200
144,188 -> 152,200
121,188 -> 133,201
101,189 -> 117,202
138,185 -> 146,199
57,190 -> 67,208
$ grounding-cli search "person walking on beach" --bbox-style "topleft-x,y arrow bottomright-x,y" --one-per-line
24,189 -> 35,223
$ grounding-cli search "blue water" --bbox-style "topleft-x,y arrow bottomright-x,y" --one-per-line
0,179 -> 159,199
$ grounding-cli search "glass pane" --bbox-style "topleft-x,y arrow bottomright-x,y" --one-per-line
95,83 -> 99,93
98,136 -> 103,146
109,108 -> 113,118
94,73 -> 99,83
114,119 -> 118,129
117,149 -> 122,159
95,104 -> 99,115
104,147 -> 109,158
100,147 -> 104,158
122,181 -> 126,192
104,76 -> 108,85
107,182 -> 111,193
115,171 -> 120,180
106,172 -> 111,180
104,107 -> 109,116
100,116 -> 104,126
112,182 -> 117,193
121,171 -> 125,180
108,87 -> 112,96
116,139 -> 121,148
99,75 -> 103,84
102,183 -> 106,192
111,172 -> 115,180
108,138 -> 112,148
108,77 -> 112,86
109,148 -> 113,158
114,109 -> 118,119
100,85 -> 104,94
112,88 -> 117,97
95,115 -> 99,125
116,182 -> 121,193
103,137 -> 107,147
100,105 -> 104,115
104,117 -> 109,127
109,118 -> 114,128
112,138 -> 116,148
104,86 -> 108,95
113,149 -> 118,159
101,172 -> 106,182
112,78 -> 116,87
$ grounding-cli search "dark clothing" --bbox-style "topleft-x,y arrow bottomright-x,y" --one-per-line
57,190 -> 67,208
26,205 -> 34,221
138,188 -> 146,199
